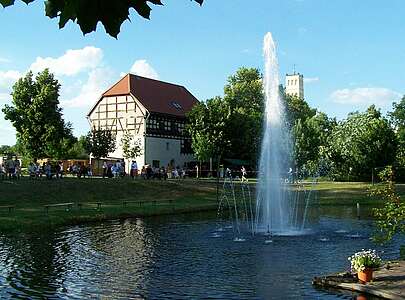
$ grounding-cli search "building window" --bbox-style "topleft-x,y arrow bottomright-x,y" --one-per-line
166,142 -> 170,151
152,160 -> 160,168
164,120 -> 170,131
180,139 -> 193,154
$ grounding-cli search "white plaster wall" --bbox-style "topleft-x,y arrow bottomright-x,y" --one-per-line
145,137 -> 194,168
88,94 -> 148,174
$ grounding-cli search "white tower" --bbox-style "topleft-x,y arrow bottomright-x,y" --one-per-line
285,72 -> 304,99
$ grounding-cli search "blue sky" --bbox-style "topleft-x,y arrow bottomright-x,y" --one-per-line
1,0 -> 405,145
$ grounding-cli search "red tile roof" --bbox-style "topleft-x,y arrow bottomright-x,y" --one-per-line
88,74 -> 199,117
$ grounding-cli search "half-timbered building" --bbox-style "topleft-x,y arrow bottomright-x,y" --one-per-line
87,74 -> 198,173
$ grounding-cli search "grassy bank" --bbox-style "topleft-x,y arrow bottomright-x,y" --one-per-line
0,178 -> 401,231
0,177 -> 218,231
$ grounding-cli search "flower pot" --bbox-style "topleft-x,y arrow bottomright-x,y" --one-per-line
357,268 -> 373,283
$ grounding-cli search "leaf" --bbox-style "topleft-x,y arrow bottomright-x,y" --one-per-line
0,0 -> 15,7
4,0 -> 204,37
133,1 -> 152,19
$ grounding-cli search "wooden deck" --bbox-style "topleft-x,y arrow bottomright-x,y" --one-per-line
313,261 -> 405,299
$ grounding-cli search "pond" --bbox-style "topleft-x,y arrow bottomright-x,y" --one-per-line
0,204 -> 403,299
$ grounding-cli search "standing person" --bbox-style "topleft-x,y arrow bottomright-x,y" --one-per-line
195,164 -> 199,179
102,161 -> 108,178
45,162 -> 52,179
121,159 -> 126,177
241,166 -> 247,182
14,162 -> 21,180
7,158 -> 15,180
87,164 -> 93,177
59,161 -> 64,178
226,167 -> 232,178
0,163 -> 5,180
55,163 -> 60,179
131,160 -> 138,179
116,160 -> 121,177
146,164 -> 152,179
107,163 -> 113,178
141,166 -> 146,179
167,164 -> 173,179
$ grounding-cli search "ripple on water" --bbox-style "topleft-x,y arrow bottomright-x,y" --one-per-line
0,216 -> 403,299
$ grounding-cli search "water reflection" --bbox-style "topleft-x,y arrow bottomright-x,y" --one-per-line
0,219 -> 157,299
0,230 -> 69,298
0,210 -> 403,299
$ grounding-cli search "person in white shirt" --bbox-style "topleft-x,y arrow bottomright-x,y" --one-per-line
131,161 -> 138,179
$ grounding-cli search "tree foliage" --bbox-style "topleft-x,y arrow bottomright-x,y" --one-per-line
284,94 -> 316,127
223,67 -> 264,164
389,95 -> 405,167
67,136 -> 89,159
2,69 -> 75,160
0,145 -> 16,156
84,128 -> 116,159
0,0 -> 204,38
369,166 -> 405,243
187,96 -> 230,162
121,132 -> 142,160
327,106 -> 397,180
187,67 -> 264,165
292,112 -> 336,174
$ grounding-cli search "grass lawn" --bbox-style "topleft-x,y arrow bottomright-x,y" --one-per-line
0,177 -> 218,231
0,177 -> 399,231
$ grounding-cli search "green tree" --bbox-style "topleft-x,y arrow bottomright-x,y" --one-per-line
223,67 -> 264,164
327,105 -> 397,180
293,112 -> 336,174
84,128 -> 116,159
369,166 -> 405,243
284,93 -> 328,174
0,0 -> 204,38
121,132 -> 142,161
0,145 -> 14,156
2,69 -> 75,161
67,136 -> 90,159
389,95 -> 405,166
186,96 -> 230,162
284,94 -> 316,127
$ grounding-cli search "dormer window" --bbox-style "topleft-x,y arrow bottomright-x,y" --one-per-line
171,101 -> 182,110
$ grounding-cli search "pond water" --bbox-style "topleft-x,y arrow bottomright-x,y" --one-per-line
0,205 -> 403,299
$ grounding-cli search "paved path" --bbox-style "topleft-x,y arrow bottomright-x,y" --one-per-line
313,261 -> 405,299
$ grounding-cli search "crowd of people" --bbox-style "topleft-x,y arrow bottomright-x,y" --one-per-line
1,157 -> 251,181
139,164 -> 186,180
100,159 -> 189,180
0,160 -> 93,180
102,160 -> 126,178
0,158 -> 21,180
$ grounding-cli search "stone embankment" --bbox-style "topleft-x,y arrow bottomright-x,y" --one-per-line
313,261 -> 405,299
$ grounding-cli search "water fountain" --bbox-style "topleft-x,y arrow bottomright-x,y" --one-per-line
255,32 -> 311,235
217,33 -> 313,238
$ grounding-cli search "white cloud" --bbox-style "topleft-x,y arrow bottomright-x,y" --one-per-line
330,87 -> 401,107
304,77 -> 319,83
129,59 -> 159,80
0,92 -> 10,102
0,57 -> 10,63
62,68 -> 114,108
30,46 -> 103,76
0,70 -> 21,89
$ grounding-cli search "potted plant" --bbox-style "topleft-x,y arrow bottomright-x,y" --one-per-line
348,249 -> 382,283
